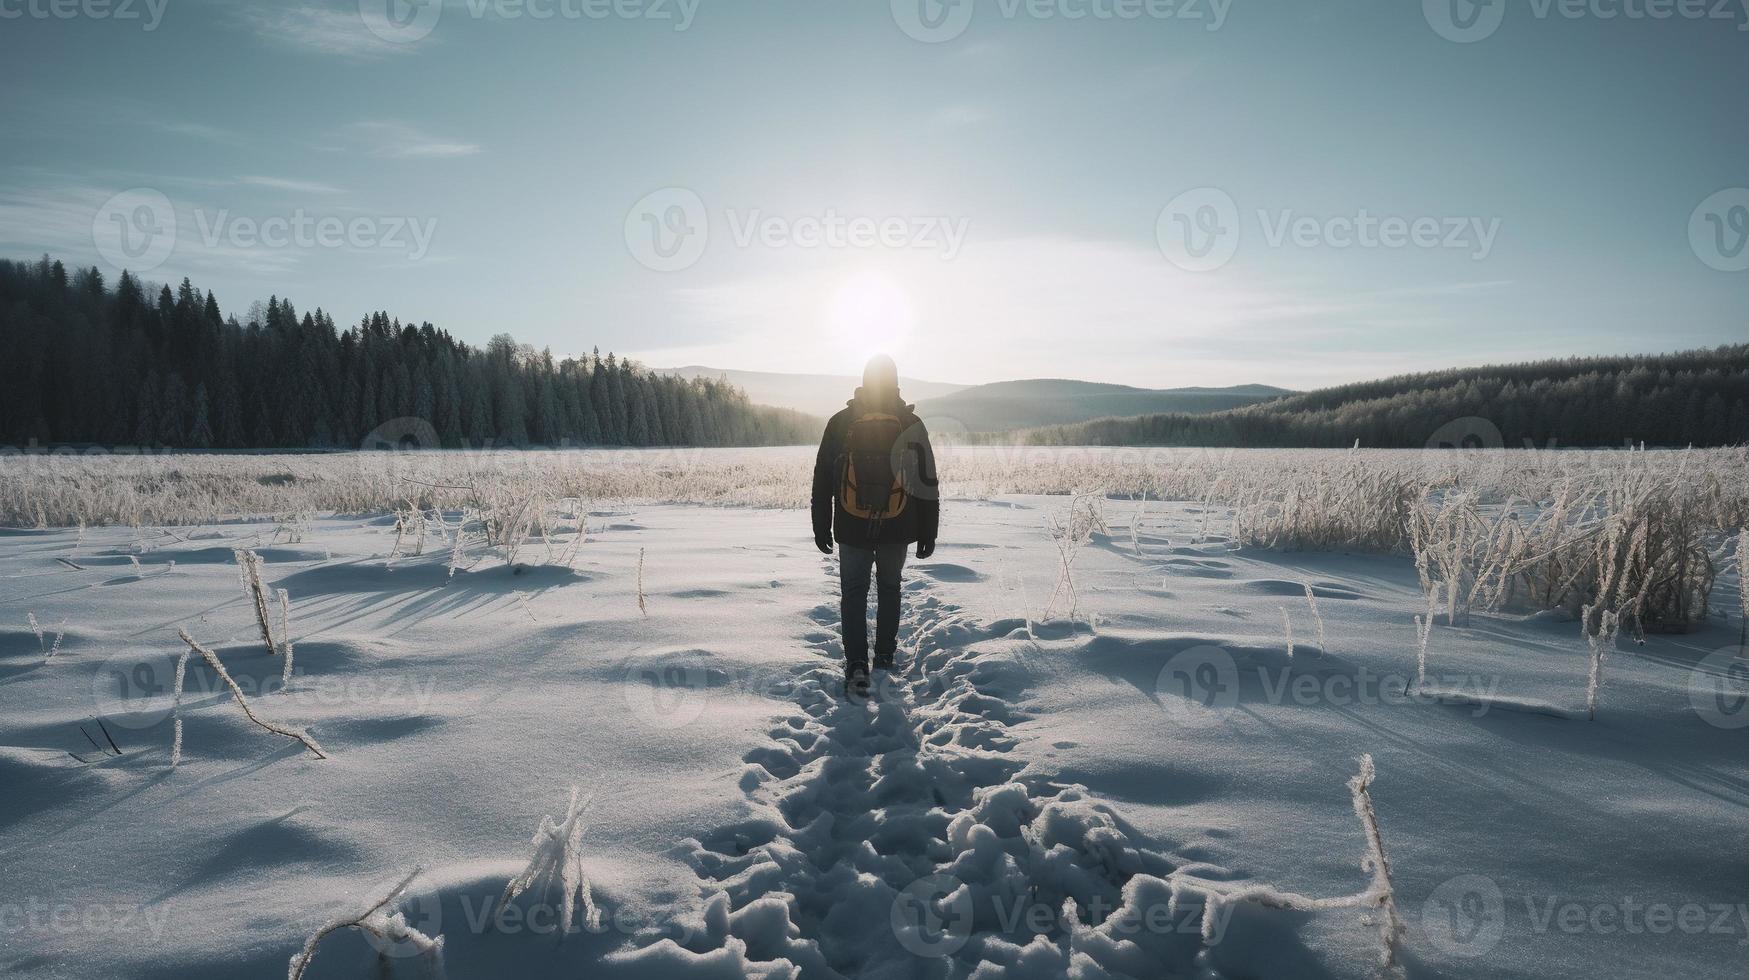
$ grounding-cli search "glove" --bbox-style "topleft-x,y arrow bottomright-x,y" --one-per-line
916,540 -> 936,560
815,533 -> 834,555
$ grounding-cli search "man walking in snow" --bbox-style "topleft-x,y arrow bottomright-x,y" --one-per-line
812,354 -> 940,697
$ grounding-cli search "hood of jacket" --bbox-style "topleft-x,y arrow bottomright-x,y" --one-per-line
847,386 -> 913,415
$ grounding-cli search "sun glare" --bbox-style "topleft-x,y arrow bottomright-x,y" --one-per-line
826,270 -> 914,368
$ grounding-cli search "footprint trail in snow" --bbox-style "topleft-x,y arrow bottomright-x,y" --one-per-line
665,564 -> 1214,979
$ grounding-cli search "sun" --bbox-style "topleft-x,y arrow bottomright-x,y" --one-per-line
826,270 -> 914,368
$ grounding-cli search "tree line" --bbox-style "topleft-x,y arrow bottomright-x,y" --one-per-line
986,346 -> 1749,449
0,256 -> 819,450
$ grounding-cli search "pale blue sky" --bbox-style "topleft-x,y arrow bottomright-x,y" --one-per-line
1,0 -> 1744,389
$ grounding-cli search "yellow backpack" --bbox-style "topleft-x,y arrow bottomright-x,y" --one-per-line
838,412 -> 909,520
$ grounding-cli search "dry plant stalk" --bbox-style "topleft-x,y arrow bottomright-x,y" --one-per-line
501,786 -> 601,934
177,629 -> 326,759
446,514 -> 469,580
636,547 -> 648,617
1349,754 -> 1405,975
1412,621 -> 1431,690
1166,755 -> 1403,977
277,589 -> 295,686
1280,606 -> 1295,660
29,613 -> 68,661
554,499 -> 587,568
389,500 -> 428,561
1582,603 -> 1622,721
1739,529 -> 1748,643
1413,584 -> 1441,688
1043,493 -> 1106,622
1131,491 -> 1148,557
287,868 -> 443,980
234,549 -> 279,657
169,646 -> 191,767
1303,581 -> 1328,653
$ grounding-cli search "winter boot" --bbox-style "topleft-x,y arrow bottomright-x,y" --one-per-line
844,663 -> 871,698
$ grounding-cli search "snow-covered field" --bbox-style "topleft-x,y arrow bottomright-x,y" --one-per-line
2,449 -> 1747,979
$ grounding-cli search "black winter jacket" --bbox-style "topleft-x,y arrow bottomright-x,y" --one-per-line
811,388 -> 940,548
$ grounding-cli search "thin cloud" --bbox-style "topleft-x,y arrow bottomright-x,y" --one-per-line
239,176 -> 346,195
0,182 -> 303,278
146,120 -> 248,146
928,104 -> 992,130
238,3 -> 422,60
330,120 -> 482,159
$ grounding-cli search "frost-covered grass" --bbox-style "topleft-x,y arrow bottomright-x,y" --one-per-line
6,446 -> 1743,633
3,451 -> 1749,978
4,445 -> 1744,529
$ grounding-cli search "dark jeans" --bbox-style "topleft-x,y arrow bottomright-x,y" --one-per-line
839,542 -> 907,668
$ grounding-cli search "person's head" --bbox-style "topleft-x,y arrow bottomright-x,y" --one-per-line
862,354 -> 899,393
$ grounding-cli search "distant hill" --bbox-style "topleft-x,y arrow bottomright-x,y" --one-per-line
653,366 -> 968,417
995,346 -> 1749,449
914,379 -> 1292,433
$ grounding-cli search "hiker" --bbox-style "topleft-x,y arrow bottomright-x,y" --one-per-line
812,354 -> 940,696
